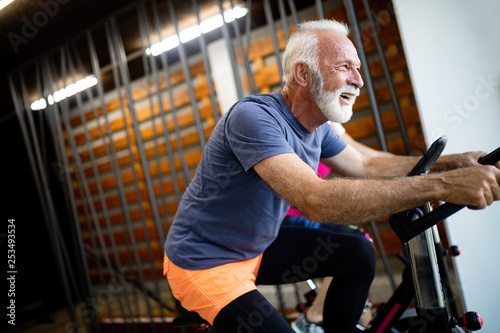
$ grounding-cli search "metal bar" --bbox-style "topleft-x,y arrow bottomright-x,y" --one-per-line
64,46 -> 141,324
19,72 -> 81,322
149,0 -> 192,193
343,0 -> 388,152
77,181 -> 115,333
133,3 -> 176,321
54,76 -> 135,332
361,0 -> 412,155
315,0 -> 325,20
8,74 -> 50,237
243,0 -> 259,94
56,46 -> 136,325
86,29 -> 147,330
229,0 -> 257,95
88,22 -> 162,266
192,0 -> 221,121
287,0 -> 301,26
35,64 -> 49,178
245,0 -> 254,76
278,0 -> 290,41
98,39 -> 146,319
136,6 -> 170,219
263,0 -> 284,81
369,220 -> 396,291
275,285 -> 287,318
216,0 -> 244,99
107,17 -> 167,248
166,0 -> 207,148
85,244 -> 173,311
35,62 -> 89,307
53,48 -> 103,309
72,35 -> 171,326
106,20 -> 159,329
43,59 -> 109,332
37,60 -> 100,333
12,72 -> 79,327
343,0 -> 396,289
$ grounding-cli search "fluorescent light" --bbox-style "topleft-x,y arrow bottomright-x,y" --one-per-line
146,6 -> 248,56
0,0 -> 15,11
179,25 -> 201,43
31,98 -> 47,111
31,75 -> 98,110
146,35 -> 180,56
200,15 -> 224,33
223,6 -> 248,22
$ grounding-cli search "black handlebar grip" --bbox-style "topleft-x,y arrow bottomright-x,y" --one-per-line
408,145 -> 500,231
478,146 -> 500,165
407,136 -> 447,176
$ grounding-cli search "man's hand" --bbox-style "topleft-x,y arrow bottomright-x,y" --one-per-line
436,165 -> 500,209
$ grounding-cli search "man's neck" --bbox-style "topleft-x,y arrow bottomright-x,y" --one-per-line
280,86 -> 326,131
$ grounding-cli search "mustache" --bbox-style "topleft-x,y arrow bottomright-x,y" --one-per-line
339,85 -> 360,96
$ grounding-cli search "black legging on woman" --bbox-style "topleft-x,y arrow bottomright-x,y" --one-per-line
213,224 -> 377,333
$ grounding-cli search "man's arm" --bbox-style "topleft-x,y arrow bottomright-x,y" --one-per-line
322,131 -> 416,179
322,135 -> 490,179
254,153 -> 500,225
340,132 -> 393,158
320,144 -> 422,179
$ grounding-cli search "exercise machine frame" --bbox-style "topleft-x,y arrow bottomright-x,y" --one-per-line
360,137 -> 500,333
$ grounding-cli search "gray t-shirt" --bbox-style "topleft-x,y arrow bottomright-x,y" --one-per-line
165,91 -> 347,270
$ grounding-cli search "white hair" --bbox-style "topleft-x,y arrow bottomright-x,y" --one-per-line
282,19 -> 350,84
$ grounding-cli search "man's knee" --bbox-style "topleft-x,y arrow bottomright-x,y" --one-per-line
214,290 -> 292,332
356,236 -> 377,279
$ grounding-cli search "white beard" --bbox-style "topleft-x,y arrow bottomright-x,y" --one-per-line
310,69 -> 359,123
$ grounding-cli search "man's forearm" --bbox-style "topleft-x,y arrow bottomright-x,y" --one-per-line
365,155 -> 420,179
365,151 -> 484,180
302,175 -> 441,224
303,164 -> 498,225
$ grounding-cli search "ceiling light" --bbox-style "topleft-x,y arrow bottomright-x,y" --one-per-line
179,25 -> 201,43
0,0 -> 15,11
146,6 -> 248,56
31,75 -> 98,110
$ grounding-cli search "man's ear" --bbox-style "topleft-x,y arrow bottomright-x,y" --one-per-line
292,62 -> 310,87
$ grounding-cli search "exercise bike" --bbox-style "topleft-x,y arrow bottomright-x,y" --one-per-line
356,136 -> 500,333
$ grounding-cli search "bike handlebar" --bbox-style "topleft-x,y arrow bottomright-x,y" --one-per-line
478,146 -> 500,165
390,144 -> 500,243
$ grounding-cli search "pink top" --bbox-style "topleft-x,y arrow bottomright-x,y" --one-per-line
286,163 -> 331,217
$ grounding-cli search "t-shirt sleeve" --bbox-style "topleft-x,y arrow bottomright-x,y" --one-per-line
320,122 -> 347,158
225,100 -> 295,172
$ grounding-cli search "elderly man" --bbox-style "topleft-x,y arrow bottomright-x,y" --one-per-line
164,19 -> 500,333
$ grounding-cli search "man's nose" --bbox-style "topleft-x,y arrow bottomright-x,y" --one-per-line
349,69 -> 364,89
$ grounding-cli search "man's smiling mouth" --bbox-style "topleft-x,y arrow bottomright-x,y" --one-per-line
340,93 -> 354,101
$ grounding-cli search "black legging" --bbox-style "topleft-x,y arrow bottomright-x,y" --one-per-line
214,225 -> 377,333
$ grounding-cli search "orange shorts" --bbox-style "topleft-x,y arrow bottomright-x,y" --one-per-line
163,253 -> 263,324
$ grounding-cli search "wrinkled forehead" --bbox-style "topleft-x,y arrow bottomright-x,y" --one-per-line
317,31 -> 360,65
